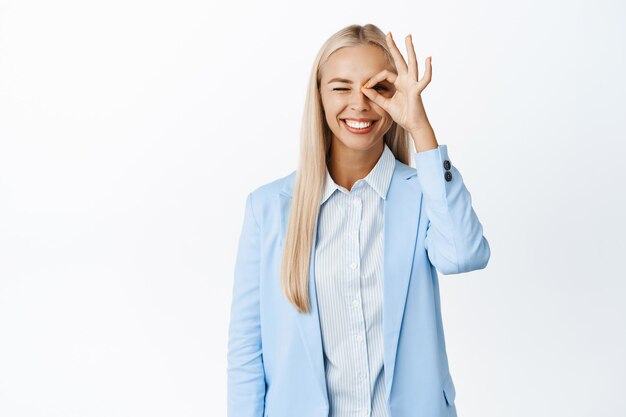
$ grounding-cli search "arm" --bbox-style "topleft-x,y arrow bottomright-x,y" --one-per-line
227,192 -> 266,417
414,144 -> 491,275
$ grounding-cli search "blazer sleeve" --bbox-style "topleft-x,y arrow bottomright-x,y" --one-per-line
413,144 -> 491,275
227,192 -> 266,417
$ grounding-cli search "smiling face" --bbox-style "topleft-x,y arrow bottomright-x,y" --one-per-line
319,43 -> 396,155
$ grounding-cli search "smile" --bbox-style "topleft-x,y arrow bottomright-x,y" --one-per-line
341,118 -> 378,134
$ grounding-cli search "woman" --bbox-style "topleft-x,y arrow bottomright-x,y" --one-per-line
227,23 -> 491,417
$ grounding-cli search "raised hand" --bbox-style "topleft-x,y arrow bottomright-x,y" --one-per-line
361,32 -> 433,135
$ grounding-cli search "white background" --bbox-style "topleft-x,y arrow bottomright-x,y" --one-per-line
1,0 -> 625,416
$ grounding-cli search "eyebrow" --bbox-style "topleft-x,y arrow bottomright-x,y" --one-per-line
327,77 -> 354,84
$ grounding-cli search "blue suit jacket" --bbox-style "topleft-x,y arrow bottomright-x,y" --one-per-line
228,145 -> 491,417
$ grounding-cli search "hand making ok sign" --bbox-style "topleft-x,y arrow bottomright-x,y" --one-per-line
361,32 -> 433,134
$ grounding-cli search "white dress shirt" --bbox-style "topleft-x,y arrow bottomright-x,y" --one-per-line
314,143 -> 395,417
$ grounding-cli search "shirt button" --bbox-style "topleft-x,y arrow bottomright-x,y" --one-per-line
350,262 -> 357,269
352,299 -> 359,307
352,198 -> 359,206
357,334 -> 364,342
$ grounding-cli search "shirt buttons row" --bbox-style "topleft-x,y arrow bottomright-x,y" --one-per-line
350,262 -> 358,269
352,299 -> 360,307
352,198 -> 360,206
356,334 -> 364,342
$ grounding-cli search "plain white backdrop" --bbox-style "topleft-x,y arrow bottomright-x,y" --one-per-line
1,0 -> 625,416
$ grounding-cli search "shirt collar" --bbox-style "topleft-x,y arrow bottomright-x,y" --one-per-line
321,142 -> 395,205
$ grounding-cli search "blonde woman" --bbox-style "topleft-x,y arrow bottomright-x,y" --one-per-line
227,23 -> 491,417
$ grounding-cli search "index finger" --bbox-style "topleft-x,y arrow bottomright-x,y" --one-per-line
386,32 -> 408,74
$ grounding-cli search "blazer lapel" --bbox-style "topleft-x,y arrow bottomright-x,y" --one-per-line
382,160 -> 422,402
277,160 -> 421,405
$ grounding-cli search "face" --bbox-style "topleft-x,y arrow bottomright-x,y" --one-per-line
319,43 -> 396,155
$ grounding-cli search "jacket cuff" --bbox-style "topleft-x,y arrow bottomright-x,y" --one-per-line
413,144 -> 453,201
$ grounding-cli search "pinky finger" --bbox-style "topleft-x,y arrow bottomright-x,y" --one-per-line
420,56 -> 433,85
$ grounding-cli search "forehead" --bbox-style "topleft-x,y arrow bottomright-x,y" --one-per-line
322,44 -> 392,80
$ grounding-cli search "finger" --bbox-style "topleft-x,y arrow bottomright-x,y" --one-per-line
418,56 -> 432,89
386,32 -> 408,74
360,85 -> 390,110
405,34 -> 418,81
364,69 -> 397,88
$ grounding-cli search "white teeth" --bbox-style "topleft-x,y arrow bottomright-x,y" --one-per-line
344,120 -> 373,129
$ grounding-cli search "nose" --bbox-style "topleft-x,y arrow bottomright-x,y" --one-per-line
350,87 -> 370,111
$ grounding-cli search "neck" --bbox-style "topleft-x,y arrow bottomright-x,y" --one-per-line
327,138 -> 384,191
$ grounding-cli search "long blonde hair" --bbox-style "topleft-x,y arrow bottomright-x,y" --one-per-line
281,23 -> 412,313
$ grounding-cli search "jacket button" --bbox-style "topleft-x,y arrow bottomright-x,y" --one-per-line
444,171 -> 452,182
443,160 -> 451,170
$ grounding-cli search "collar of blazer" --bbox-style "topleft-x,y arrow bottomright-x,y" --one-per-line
277,159 -> 422,404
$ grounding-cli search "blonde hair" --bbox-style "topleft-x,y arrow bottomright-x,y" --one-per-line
280,23 -> 412,313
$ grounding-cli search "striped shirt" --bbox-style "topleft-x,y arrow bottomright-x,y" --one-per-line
314,143 -> 395,417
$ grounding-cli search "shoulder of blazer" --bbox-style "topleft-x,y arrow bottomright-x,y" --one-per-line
245,170 -> 296,221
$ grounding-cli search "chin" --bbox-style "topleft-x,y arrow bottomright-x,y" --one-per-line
335,135 -> 381,151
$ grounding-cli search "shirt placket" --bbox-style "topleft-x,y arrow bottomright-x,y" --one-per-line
345,185 -> 371,417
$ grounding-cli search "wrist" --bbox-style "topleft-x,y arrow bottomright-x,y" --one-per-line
409,126 -> 438,153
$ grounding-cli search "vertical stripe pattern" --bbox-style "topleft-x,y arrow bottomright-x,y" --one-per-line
314,143 -> 395,417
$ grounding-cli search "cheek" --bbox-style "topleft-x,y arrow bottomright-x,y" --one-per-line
322,101 -> 343,121
325,95 -> 343,108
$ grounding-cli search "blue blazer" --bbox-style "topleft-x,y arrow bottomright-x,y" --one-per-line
228,145 -> 491,417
